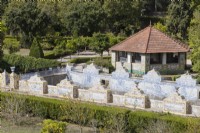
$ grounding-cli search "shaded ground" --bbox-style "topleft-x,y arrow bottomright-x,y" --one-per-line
0,117 -> 42,133
0,117 -> 96,133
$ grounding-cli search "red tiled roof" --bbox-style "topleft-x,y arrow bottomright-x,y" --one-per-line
110,26 -> 189,53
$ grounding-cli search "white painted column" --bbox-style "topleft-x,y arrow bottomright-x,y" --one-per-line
111,51 -> 116,67
141,54 -> 146,64
162,53 -> 166,64
127,52 -> 132,63
111,51 -> 116,62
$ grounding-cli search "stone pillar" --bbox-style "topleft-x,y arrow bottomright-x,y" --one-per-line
141,54 -> 146,65
127,53 -> 132,63
1,70 -> 8,88
9,72 -> 19,90
111,51 -> 116,67
144,54 -> 150,73
179,53 -> 186,65
162,53 -> 167,64
126,52 -> 132,73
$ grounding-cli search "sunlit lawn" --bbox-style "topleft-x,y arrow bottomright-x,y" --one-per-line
3,49 -> 51,56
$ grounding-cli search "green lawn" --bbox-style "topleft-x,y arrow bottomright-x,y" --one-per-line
0,117 -> 95,133
3,49 -> 51,56
0,118 -> 42,133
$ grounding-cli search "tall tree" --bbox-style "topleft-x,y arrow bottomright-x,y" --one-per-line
0,0 -> 8,17
188,5 -> 200,76
4,1 -> 50,47
0,21 -> 4,61
37,1 -> 64,34
103,0 -> 141,35
29,38 -> 44,58
166,0 -> 193,40
90,33 -> 109,56
60,1 -> 105,36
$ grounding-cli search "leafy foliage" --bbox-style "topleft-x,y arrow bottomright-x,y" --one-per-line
41,119 -> 67,133
153,22 -> 167,33
0,21 -> 4,61
140,0 -> 171,14
1,54 -> 60,73
4,1 -> 50,47
0,92 -> 200,132
3,37 -> 20,54
166,0 -> 193,40
60,1 -> 105,36
188,5 -> 200,75
29,38 -> 44,58
90,33 -> 109,56
103,0 -> 141,35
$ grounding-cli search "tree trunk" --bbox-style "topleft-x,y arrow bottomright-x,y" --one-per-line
155,0 -> 157,12
79,127 -> 83,133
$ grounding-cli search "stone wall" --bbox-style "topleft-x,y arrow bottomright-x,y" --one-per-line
150,99 -> 163,111
148,64 -> 185,74
2,63 -> 200,117
124,87 -> 149,109
163,93 -> 190,115
191,105 -> 200,117
78,85 -> 112,103
48,79 -> 78,98
19,80 -> 28,92
113,94 -> 125,106
28,75 -> 48,95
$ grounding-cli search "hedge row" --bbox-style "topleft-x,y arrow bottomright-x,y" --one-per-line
69,56 -> 111,64
0,92 -> 200,132
44,50 -> 72,59
1,54 -> 60,73
69,56 -> 114,73
41,119 -> 67,133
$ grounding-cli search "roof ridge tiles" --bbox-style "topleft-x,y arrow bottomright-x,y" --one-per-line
145,26 -> 152,53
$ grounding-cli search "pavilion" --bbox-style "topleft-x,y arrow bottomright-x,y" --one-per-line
109,26 -> 189,75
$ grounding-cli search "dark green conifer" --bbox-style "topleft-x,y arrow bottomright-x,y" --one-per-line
29,38 -> 44,58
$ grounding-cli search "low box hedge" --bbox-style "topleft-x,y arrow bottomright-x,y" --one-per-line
44,50 -> 72,59
0,92 -> 200,132
69,56 -> 111,64
1,54 -> 60,73
69,56 -> 114,73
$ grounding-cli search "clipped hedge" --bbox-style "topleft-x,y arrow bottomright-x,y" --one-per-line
44,50 -> 72,59
69,56 -> 114,72
69,57 -> 93,64
1,54 -> 60,73
0,92 -> 200,132
41,119 -> 67,133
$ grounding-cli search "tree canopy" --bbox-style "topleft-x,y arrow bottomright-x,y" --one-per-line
166,0 -> 193,40
90,33 -> 109,56
188,5 -> 200,75
4,1 -> 50,47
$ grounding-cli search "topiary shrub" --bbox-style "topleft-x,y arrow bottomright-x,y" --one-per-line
41,119 -> 67,133
29,38 -> 44,58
